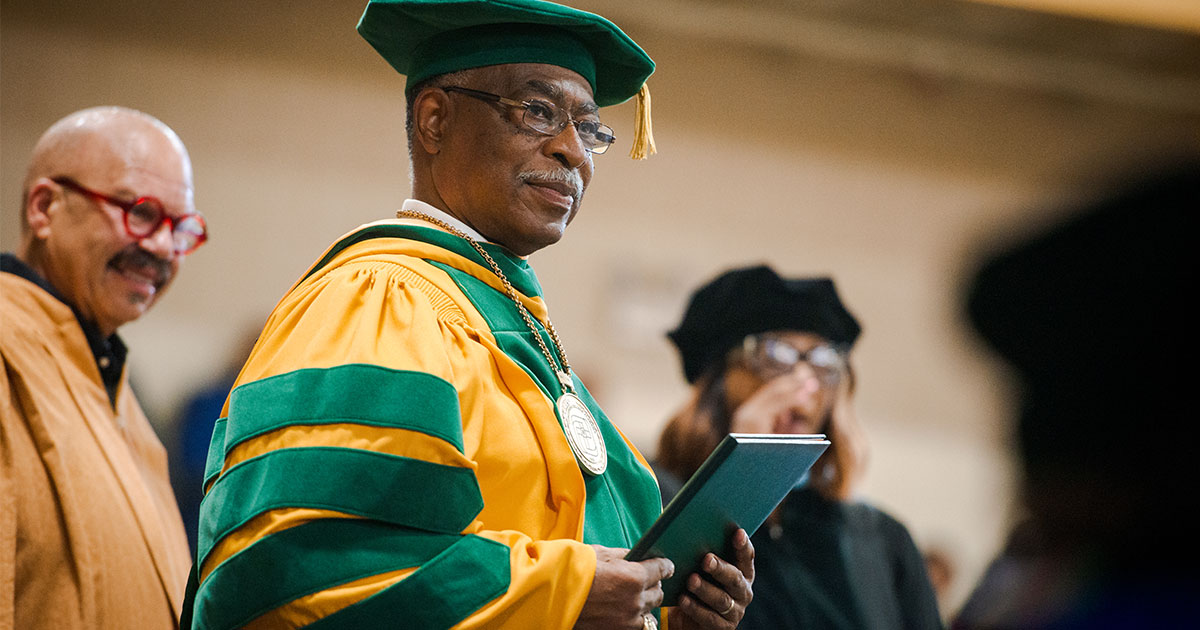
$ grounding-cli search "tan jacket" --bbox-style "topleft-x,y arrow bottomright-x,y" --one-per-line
1,273 -> 190,629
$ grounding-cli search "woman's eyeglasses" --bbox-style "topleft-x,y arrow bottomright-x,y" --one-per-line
740,334 -> 846,384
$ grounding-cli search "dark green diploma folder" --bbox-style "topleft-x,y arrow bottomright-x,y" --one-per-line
628,433 -> 830,605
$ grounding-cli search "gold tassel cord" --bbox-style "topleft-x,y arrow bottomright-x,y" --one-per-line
629,83 -> 656,160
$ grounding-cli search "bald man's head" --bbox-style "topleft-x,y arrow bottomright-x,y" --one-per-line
16,106 -> 198,336
21,107 -> 194,228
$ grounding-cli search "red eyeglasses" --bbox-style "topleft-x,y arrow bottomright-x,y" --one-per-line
52,176 -> 207,255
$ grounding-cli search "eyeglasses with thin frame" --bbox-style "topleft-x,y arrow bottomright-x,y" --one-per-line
51,176 -> 207,256
443,86 -> 616,155
740,334 -> 846,385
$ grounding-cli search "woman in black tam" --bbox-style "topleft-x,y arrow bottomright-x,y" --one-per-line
655,265 -> 942,630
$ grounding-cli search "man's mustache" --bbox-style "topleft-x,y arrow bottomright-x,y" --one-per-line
109,245 -> 174,287
519,168 -> 584,200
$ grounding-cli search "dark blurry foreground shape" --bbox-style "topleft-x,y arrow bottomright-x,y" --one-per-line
953,159 -> 1198,629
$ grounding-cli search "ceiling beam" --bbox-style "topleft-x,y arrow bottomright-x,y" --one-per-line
578,0 -> 1200,115
962,0 -> 1200,36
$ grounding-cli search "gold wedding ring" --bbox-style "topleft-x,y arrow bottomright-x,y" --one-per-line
642,613 -> 658,630
719,597 -> 735,616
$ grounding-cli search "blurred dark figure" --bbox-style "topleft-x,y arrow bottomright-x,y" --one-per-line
656,266 -> 943,630
169,326 -> 257,553
922,546 -> 958,621
953,160 -> 1198,629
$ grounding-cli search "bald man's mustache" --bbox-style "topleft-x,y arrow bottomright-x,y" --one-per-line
108,245 -> 173,289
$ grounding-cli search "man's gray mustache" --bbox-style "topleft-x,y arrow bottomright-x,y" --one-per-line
519,169 -> 583,199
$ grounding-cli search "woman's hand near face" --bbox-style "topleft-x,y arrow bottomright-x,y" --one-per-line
729,364 -> 824,435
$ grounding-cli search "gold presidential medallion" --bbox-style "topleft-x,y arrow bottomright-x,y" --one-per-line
558,391 -> 607,476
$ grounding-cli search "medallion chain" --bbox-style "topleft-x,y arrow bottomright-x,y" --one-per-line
396,209 -> 575,392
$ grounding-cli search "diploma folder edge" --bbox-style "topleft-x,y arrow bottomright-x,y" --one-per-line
627,432 -> 830,606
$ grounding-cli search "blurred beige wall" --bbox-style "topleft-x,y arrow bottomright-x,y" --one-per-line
3,0 -> 1198,615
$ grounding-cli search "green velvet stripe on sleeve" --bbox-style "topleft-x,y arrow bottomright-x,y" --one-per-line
194,519 -> 461,630
219,363 -> 464,458
301,534 -> 511,630
197,446 -> 483,570
202,416 -> 228,490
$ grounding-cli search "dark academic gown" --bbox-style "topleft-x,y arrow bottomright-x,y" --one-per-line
741,487 -> 943,630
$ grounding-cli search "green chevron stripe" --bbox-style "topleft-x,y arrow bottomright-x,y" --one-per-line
198,446 -> 482,569
302,534 -> 510,630
194,519 -> 459,630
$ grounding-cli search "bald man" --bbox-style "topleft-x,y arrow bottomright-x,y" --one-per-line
1,107 -> 207,629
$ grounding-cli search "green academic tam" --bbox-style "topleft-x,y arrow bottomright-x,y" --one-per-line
357,0 -> 653,106
357,0 -> 659,158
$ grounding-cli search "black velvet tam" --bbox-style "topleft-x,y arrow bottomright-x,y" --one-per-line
668,265 -> 861,384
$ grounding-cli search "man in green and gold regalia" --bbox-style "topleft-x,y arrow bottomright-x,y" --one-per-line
189,2 -> 753,629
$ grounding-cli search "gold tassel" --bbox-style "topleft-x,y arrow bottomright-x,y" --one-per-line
629,83 -> 656,160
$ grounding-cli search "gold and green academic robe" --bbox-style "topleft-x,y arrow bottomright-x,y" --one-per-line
1,273 -> 191,629
193,221 -> 664,629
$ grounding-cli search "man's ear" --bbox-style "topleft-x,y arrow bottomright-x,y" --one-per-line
412,88 -> 451,156
24,179 -> 58,240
